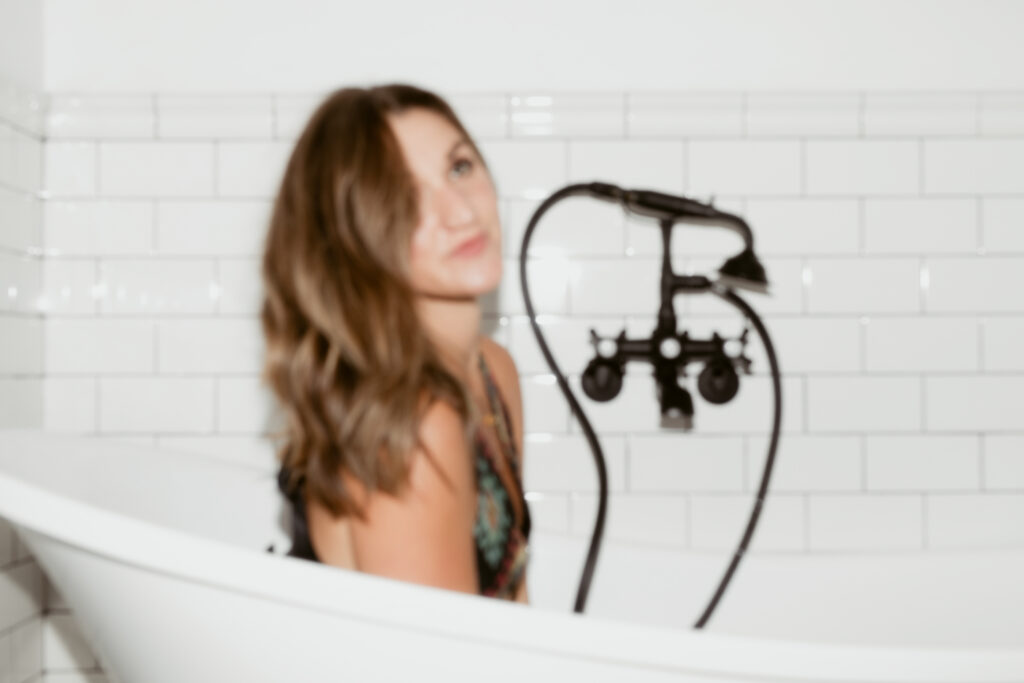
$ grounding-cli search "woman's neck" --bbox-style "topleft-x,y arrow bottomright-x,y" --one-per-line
416,295 -> 483,382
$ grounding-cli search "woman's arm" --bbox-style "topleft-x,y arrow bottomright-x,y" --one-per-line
514,577 -> 529,604
346,399 -> 480,594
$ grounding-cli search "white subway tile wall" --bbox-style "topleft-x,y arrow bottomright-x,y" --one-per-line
0,76 -> 46,683
33,87 -> 1024,552
2,85 -> 1024,682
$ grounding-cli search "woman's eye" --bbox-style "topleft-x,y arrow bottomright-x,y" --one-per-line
452,158 -> 474,177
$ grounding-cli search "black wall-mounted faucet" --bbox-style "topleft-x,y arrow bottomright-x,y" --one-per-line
519,181 -> 783,629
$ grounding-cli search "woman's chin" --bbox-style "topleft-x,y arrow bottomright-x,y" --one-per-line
462,259 -> 503,295
468,274 -> 502,298
423,254 -> 502,300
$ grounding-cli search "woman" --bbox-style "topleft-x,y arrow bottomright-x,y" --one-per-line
260,83 -> 530,603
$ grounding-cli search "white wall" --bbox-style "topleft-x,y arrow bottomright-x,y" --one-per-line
2,1 -> 1024,681
42,0 -> 1024,92
0,0 -> 44,90
0,3 -> 47,683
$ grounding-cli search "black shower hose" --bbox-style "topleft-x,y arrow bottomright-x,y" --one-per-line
518,184 -> 783,628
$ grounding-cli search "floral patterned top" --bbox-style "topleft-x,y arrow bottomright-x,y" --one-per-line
473,352 -> 531,600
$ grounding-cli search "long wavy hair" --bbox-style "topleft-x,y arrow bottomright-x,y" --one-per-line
260,83 -> 493,521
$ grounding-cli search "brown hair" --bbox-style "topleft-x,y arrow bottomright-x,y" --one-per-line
260,83 -> 492,521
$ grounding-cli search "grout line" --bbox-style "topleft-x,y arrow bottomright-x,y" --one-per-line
505,92 -> 511,138
859,316 -> 867,372
28,248 -> 1024,261
153,317 -> 159,373
861,435 -> 867,492
271,94 -> 279,140
20,367 -> 1024,381
857,90 -> 865,138
212,376 -> 220,434
975,91 -> 983,137
213,258 -> 222,315
93,139 -> 101,197
741,435 -> 749,491
919,255 -> 927,313
978,317 -> 985,372
979,432 -> 986,491
800,255 -> 808,314
92,257 -> 101,315
0,114 -> 45,140
20,190 -> 1024,203
0,611 -> 44,641
802,374 -> 808,433
920,374 -> 927,432
212,140 -> 220,197
918,137 -> 925,196
623,433 -> 630,492
922,493 -> 929,550
857,196 -> 865,254
741,91 -> 748,138
151,198 -> 159,252
976,195 -> 985,253
799,138 -> 806,196
152,93 -> 159,138
623,90 -> 629,138
680,138 -> 687,193
0,178 -> 49,197
803,493 -> 810,550
685,493 -> 692,549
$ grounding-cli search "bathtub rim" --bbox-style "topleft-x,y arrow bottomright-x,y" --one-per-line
0,430 -> 1022,682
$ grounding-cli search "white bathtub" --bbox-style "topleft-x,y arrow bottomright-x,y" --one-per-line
0,428 -> 1021,683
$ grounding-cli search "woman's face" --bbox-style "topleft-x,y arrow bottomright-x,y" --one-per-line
388,107 -> 502,300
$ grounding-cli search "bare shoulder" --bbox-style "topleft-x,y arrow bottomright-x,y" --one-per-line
405,397 -> 475,498
338,397 -> 471,504
480,337 -> 518,383
342,396 -> 479,593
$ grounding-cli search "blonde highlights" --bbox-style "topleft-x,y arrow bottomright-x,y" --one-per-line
260,84 -> 491,520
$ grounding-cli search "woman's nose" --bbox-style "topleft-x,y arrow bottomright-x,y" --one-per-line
434,183 -> 475,228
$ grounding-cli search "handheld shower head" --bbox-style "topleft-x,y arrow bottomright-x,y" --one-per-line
716,248 -> 770,294
585,181 -> 771,295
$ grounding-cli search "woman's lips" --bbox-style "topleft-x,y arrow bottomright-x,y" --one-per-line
451,233 -> 487,257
